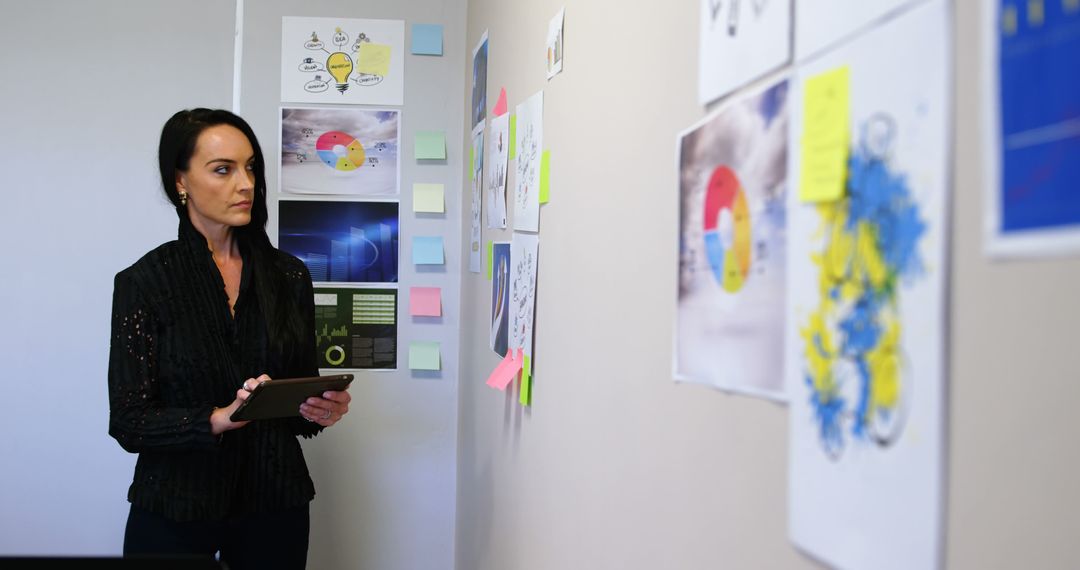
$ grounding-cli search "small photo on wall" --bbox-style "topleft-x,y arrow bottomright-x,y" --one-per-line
314,286 -> 398,370
471,31 -> 489,132
280,107 -> 400,197
279,199 -> 399,283
490,242 -> 510,356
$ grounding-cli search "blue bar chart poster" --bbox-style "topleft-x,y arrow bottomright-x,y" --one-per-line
986,0 -> 1080,257
279,199 -> 399,283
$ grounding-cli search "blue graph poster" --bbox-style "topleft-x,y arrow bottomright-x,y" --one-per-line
279,199 -> 399,283
987,0 -> 1080,256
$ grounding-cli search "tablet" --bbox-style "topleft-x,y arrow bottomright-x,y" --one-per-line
229,374 -> 354,422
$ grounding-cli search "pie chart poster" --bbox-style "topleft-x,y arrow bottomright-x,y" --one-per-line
279,199 -> 399,284
280,107 -> 400,197
674,77 -> 789,401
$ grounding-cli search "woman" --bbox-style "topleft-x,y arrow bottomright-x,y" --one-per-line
107,108 -> 351,569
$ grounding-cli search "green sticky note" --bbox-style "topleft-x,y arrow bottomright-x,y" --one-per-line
508,115 -> 517,160
413,183 -> 445,213
415,131 -> 447,160
539,150 -> 551,204
357,43 -> 392,77
408,341 -> 441,371
799,65 -> 850,202
519,355 -> 532,406
485,240 -> 493,280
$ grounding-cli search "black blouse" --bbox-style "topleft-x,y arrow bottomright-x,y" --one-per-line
108,219 -> 322,522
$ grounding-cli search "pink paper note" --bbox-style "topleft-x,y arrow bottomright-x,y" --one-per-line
486,349 -> 524,390
409,287 -> 442,317
493,87 -> 508,116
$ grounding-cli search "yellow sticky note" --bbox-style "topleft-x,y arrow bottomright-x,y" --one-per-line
539,150 -> 551,204
485,240 -> 493,280
508,115 -> 517,160
519,355 -> 532,406
800,66 -> 850,203
413,183 -> 444,213
357,43 -> 392,76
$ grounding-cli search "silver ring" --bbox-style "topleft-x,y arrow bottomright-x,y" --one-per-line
322,408 -> 332,420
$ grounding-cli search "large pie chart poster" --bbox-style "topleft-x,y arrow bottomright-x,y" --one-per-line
675,77 -> 790,400
280,107 -> 400,197
316,131 -> 366,171
703,166 -> 753,293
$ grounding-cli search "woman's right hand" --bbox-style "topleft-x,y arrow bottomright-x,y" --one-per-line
209,374 -> 270,435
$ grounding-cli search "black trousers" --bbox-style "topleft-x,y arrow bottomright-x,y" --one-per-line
123,503 -> 310,570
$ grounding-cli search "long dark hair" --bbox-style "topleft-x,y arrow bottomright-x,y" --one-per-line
158,108 -> 305,367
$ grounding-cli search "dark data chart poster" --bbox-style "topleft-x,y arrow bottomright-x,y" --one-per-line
313,287 -> 398,370
279,200 -> 399,283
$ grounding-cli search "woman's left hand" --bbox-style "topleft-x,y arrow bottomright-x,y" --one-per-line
299,388 -> 351,427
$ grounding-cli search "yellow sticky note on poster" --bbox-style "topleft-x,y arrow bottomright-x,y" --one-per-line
800,65 -> 850,203
357,43 -> 392,76
519,355 -> 532,406
539,150 -> 551,204
508,115 -> 517,160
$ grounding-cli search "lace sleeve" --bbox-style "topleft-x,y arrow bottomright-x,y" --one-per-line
107,271 -> 219,453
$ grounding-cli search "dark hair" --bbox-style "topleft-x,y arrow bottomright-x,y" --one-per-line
158,108 -> 306,368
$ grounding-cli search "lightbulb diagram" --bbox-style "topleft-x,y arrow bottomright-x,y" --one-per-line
298,27 -> 385,94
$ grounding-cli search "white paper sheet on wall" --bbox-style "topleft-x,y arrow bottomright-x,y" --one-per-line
281,17 -> 405,106
487,113 -> 510,228
469,128 -> 484,273
785,2 -> 949,569
509,232 -> 539,371
794,0 -> 920,61
546,8 -> 565,79
514,91 -> 544,232
698,0 -> 792,104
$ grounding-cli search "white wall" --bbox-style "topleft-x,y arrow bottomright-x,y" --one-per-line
454,1 -> 1080,569
0,0 -> 235,554
0,2 -> 467,568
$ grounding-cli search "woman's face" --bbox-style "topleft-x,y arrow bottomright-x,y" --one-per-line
177,124 -> 256,231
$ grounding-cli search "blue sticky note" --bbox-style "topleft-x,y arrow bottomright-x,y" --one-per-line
412,236 -> 445,265
411,24 -> 444,56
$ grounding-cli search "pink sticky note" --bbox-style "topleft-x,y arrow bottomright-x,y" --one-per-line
409,287 -> 442,317
493,87 -> 508,116
485,352 -> 514,389
486,349 -> 524,390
